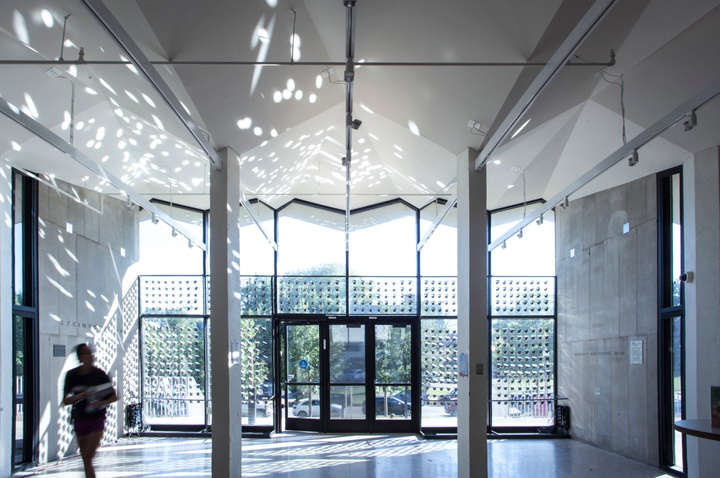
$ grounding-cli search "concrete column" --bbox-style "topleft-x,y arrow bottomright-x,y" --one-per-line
210,148 -> 243,477
683,146 -> 720,477
0,165 -> 13,476
456,148 -> 488,478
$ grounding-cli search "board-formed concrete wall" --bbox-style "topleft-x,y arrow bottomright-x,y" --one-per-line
555,174 -> 658,465
37,180 -> 137,463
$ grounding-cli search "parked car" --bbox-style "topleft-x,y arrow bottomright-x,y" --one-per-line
439,388 -> 457,416
292,398 -> 342,418
392,390 -> 428,408
363,396 -> 410,416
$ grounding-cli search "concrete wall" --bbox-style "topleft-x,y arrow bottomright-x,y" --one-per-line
36,180 -> 137,463
555,174 -> 658,465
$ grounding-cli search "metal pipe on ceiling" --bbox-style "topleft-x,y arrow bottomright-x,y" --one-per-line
0,59 -> 616,67
343,0 -> 357,252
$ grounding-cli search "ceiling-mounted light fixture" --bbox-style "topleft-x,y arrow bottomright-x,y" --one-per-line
517,229 -> 523,239
628,148 -> 639,167
560,196 -> 570,209
171,228 -> 178,238
684,110 -> 697,131
125,195 -> 133,208
351,118 -> 362,130
151,213 -> 159,224
188,239 -> 194,249
501,241 -> 507,249
536,214 -> 544,226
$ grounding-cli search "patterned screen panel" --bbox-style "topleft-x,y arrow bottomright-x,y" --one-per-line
277,276 -> 347,314
349,277 -> 417,315
141,317 -> 207,426
490,277 -> 555,317
239,276 -> 273,316
140,276 -> 205,315
490,318 -> 555,426
420,277 -> 457,316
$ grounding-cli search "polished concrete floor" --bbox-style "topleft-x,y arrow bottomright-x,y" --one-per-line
13,432 -> 674,477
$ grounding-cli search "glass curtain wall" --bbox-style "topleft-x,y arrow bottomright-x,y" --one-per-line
489,204 -> 557,432
12,171 -> 38,467
419,201 -> 458,428
657,168 -> 684,474
137,205 -> 209,430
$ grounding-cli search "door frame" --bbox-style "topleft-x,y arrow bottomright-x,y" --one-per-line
276,315 -> 420,434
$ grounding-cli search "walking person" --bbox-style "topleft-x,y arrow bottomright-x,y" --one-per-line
63,343 -> 117,478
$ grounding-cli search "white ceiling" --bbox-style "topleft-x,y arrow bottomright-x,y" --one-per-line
1,0 -> 720,224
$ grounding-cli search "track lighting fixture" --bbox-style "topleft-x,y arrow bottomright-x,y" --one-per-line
684,110 -> 697,131
188,239 -> 194,249
125,195 -> 133,208
560,196 -> 570,209
151,213 -> 159,224
351,118 -> 362,130
501,241 -> 507,249
171,228 -> 178,238
628,148 -> 639,167
517,229 -> 523,239
536,215 -> 544,226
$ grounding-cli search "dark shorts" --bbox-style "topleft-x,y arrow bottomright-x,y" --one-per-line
74,417 -> 106,436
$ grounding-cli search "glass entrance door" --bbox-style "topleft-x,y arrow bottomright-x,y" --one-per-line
280,319 -> 417,433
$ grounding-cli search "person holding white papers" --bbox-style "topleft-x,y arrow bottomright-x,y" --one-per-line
63,343 -> 117,478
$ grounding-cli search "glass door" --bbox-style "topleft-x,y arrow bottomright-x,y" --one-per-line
283,321 -> 323,431
327,322 -> 368,432
371,322 -> 415,432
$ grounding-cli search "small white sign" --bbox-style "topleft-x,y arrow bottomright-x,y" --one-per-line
623,223 -> 630,234
630,340 -> 643,364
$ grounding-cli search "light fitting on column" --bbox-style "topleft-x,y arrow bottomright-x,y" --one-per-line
684,110 -> 697,131
628,148 -> 639,167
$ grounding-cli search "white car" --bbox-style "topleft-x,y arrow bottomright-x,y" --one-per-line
292,398 -> 342,418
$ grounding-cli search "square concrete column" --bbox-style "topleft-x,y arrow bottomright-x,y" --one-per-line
456,148 -> 488,478
210,147 -> 243,477
0,165 -> 13,476
683,145 -> 720,478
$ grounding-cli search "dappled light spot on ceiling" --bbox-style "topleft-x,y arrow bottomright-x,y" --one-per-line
98,77 -> 117,96
119,55 -> 139,75
22,93 -> 39,119
237,117 -> 252,130
13,10 -> 29,45
142,94 -> 156,108
408,121 -> 420,136
40,9 -> 54,28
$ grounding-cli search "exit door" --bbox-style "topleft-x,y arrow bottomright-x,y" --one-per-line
280,318 -> 417,433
